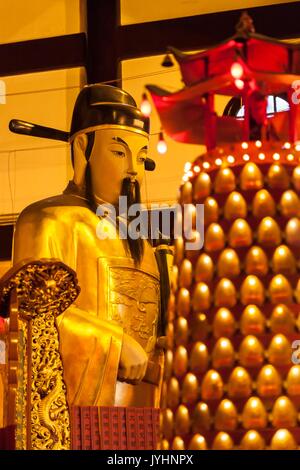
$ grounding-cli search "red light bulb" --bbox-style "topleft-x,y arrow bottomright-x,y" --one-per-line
141,93 -> 152,117
231,62 -> 244,79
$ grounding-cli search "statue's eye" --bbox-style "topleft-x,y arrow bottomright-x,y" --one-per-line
112,150 -> 126,158
137,151 -> 147,163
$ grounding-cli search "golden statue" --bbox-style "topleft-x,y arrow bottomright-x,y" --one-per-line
0,85 -> 171,450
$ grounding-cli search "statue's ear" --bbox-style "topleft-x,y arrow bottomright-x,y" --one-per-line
72,133 -> 88,188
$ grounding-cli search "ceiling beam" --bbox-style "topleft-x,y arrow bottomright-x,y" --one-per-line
86,0 -> 121,84
118,2 -> 300,59
0,33 -> 86,77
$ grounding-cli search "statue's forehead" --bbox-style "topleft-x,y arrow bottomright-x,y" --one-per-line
94,127 -> 149,148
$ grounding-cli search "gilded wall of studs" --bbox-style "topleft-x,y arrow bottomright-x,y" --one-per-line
161,141 -> 300,450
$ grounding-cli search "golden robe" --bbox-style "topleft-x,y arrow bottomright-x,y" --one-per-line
13,193 -> 162,409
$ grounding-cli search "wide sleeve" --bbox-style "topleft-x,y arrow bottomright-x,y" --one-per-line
12,204 -> 123,406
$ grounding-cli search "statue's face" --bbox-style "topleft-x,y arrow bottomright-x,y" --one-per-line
88,128 -> 149,205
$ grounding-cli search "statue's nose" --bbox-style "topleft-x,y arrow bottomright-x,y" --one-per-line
127,155 -> 138,175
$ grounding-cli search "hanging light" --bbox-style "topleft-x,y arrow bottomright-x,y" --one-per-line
255,140 -> 262,148
140,93 -> 152,117
184,162 -> 192,172
235,79 -> 244,90
161,53 -> 174,67
194,165 -> 201,173
231,62 -> 244,79
157,131 -> 167,154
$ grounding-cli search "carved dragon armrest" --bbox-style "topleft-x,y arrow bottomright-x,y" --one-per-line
0,258 -> 80,450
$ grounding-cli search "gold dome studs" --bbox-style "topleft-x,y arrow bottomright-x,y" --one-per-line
172,436 -> 185,450
201,370 -> 224,400
167,377 -> 180,408
215,399 -> 238,431
224,192 -> 247,220
270,429 -> 297,450
189,342 -> 209,373
257,217 -> 282,246
245,246 -> 269,276
252,189 -> 276,218
267,164 -> 290,189
271,396 -> 297,428
286,366 -> 300,397
164,350 -> 173,381
214,168 -> 236,193
174,316 -> 189,346
240,275 -> 265,306
182,373 -> 199,404
174,405 -> 190,436
279,190 -> 300,218
192,282 -> 211,311
292,166 -> 300,191
212,338 -> 235,368
205,223 -> 226,252
204,197 -> 219,225
188,434 -> 207,450
240,430 -> 265,450
172,264 -> 179,290
193,172 -> 211,200
268,334 -> 291,366
180,181 -> 193,204
214,278 -> 237,308
228,219 -> 253,247
179,259 -> 193,288
212,432 -> 234,450
194,253 -> 214,282
239,335 -> 264,367
256,364 -> 282,398
160,439 -> 170,450
213,308 -> 236,338
240,163 -> 263,190
192,402 -> 211,432
162,408 -> 174,440
227,367 -> 252,399
240,305 -> 266,335
272,245 -> 296,275
241,397 -> 268,429
177,287 -> 190,317
269,275 -> 293,304
173,345 -> 189,377
285,217 -> 300,247
217,249 -> 241,278
270,304 -> 295,335
174,237 -> 184,264
190,313 -> 209,341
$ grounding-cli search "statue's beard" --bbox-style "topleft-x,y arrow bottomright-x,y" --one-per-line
85,165 -> 145,265
118,177 -> 144,266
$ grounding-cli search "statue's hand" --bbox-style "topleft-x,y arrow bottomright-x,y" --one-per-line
118,333 -> 148,383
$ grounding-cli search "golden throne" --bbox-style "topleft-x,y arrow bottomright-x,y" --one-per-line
0,259 -> 80,450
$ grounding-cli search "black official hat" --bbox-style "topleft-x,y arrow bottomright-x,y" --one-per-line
69,84 -> 150,141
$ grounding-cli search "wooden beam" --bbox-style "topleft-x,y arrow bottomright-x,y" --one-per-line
86,0 -> 120,83
118,2 -> 300,59
0,225 -> 13,261
0,33 -> 86,77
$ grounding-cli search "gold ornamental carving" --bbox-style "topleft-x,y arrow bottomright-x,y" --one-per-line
0,259 -> 80,450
